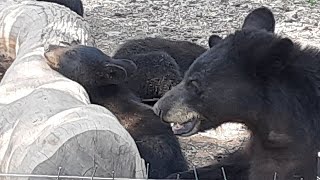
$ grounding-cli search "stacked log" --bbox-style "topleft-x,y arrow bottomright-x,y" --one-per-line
0,1 -> 146,179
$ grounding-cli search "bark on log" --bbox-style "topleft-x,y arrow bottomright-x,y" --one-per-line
0,1 -> 146,179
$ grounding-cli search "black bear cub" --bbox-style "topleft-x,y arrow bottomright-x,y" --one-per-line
44,44 -> 188,179
117,51 -> 183,102
113,37 -> 208,74
36,0 -> 84,17
154,7 -> 320,180
113,37 -> 223,105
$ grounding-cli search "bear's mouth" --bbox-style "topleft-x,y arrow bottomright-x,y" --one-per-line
171,119 -> 201,137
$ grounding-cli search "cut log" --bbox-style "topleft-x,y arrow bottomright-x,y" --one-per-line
0,1 -> 146,179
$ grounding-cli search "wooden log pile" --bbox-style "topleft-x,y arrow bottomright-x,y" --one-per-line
0,1 -> 146,179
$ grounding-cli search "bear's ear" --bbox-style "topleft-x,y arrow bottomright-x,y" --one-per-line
102,59 -> 137,84
242,7 -> 275,33
256,38 -> 294,76
208,35 -> 222,48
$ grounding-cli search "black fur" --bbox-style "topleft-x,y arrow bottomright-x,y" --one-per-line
91,85 -> 188,179
117,51 -> 182,100
208,35 -> 223,48
44,45 -> 188,179
154,7 -> 320,179
36,0 -> 84,17
112,37 -> 214,105
113,37 -> 207,74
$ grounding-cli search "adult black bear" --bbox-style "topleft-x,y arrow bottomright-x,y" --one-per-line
44,44 -> 188,179
36,0 -> 84,17
154,7 -> 320,180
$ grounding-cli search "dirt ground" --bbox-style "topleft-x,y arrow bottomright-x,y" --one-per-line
8,0 -> 320,171
78,0 -> 320,169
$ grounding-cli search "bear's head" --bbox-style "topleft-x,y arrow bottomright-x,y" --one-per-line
44,44 -> 137,88
153,7 -> 305,137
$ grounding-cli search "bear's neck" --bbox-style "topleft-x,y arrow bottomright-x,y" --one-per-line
247,100 -> 319,149
85,84 -> 170,138
88,84 -> 140,104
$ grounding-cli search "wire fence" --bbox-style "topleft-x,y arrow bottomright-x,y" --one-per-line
1,153 -> 319,180
1,162 -> 320,180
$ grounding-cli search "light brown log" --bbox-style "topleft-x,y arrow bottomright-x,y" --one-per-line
0,1 -> 146,179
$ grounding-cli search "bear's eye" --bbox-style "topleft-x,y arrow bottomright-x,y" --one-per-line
66,50 -> 77,57
187,79 -> 202,95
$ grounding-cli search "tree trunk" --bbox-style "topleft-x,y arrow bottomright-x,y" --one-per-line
0,1 -> 146,179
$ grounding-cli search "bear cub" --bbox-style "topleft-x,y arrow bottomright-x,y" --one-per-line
44,44 -> 188,179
